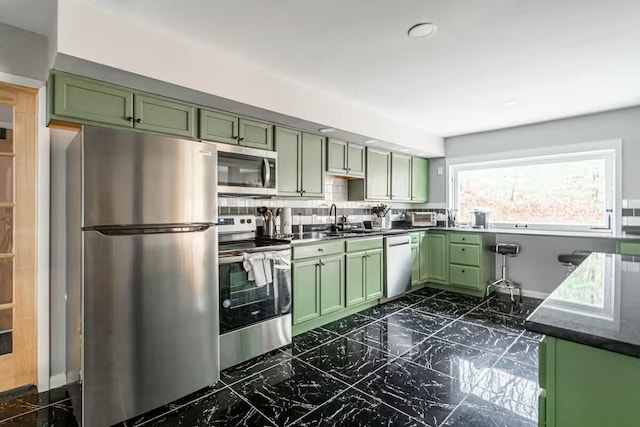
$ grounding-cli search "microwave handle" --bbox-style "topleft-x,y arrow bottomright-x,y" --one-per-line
262,158 -> 272,188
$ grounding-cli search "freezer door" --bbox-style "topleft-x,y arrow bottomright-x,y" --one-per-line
82,226 -> 218,427
82,126 -> 217,227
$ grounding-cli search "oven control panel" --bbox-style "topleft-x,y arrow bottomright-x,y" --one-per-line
218,215 -> 256,233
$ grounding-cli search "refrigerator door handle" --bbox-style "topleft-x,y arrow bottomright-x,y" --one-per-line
88,223 -> 217,236
262,157 -> 271,188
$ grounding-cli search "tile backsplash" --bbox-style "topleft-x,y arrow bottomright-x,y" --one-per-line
218,177 -> 442,224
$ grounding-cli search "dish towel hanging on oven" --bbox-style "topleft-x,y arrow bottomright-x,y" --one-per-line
242,252 -> 272,287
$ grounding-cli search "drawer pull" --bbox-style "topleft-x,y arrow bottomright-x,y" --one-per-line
318,248 -> 324,252
461,269 -> 465,273
462,248 -> 465,251
462,238 -> 466,241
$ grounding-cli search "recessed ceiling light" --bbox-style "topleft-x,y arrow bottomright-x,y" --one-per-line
364,139 -> 377,144
400,148 -> 410,152
501,100 -> 519,107
319,127 -> 336,133
407,23 -> 438,38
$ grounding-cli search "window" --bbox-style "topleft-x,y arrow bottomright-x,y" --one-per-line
450,149 -> 615,232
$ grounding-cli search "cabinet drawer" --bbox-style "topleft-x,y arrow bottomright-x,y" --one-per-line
449,265 -> 480,288
293,240 -> 344,260
450,243 -> 480,266
618,241 -> 640,256
449,233 -> 481,245
346,237 -> 383,253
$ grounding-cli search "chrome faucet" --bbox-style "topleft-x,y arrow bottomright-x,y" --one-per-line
329,204 -> 338,232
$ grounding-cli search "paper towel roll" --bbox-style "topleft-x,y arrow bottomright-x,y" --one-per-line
280,207 -> 292,235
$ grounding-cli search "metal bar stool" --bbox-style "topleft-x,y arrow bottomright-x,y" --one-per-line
558,250 -> 591,276
486,243 -> 522,302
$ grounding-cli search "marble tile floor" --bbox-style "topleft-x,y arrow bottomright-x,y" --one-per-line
0,290 -> 544,426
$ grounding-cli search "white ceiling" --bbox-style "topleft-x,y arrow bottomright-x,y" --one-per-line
0,0 -> 56,36
3,0 -> 640,138
77,0 -> 640,137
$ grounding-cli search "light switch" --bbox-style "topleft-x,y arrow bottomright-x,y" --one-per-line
437,167 -> 444,176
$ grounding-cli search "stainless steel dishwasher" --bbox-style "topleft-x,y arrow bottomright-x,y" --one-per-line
384,233 -> 412,298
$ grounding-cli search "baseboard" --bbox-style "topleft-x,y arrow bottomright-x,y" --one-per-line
49,372 -> 66,390
496,287 -> 549,300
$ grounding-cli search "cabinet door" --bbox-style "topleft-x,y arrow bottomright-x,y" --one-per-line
365,249 -> 384,300
134,94 -> 196,138
327,138 -> 348,174
199,108 -> 238,144
391,153 -> 412,201
347,143 -> 365,177
319,255 -> 345,315
346,252 -> 366,307
292,259 -> 320,324
411,157 -> 429,202
411,245 -> 420,287
427,233 -> 447,283
238,118 -> 273,150
275,127 -> 302,196
419,233 -> 429,283
301,133 -> 325,197
366,148 -> 391,200
52,73 -> 134,128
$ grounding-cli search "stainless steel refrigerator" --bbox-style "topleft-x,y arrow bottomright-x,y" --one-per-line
66,126 -> 219,427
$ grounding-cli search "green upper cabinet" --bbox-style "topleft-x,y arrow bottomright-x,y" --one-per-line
274,127 -> 324,198
391,153 -> 412,201
134,94 -> 196,139
275,126 -> 302,196
427,232 -> 448,283
365,249 -> 384,300
199,109 -> 273,149
347,143 -> 365,177
366,148 -> 391,200
199,108 -> 238,144
300,132 -> 325,197
51,72 -> 134,128
346,252 -> 366,307
411,157 -> 429,202
292,258 -> 321,325
238,118 -> 273,150
319,254 -> 345,316
327,138 -> 348,174
326,138 -> 365,178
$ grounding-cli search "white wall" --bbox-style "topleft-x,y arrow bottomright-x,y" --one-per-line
441,107 -> 640,297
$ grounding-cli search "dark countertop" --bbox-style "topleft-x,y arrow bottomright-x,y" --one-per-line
289,229 -> 407,246
526,252 -> 640,358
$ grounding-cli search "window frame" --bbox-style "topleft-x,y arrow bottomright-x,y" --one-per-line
448,145 -> 618,234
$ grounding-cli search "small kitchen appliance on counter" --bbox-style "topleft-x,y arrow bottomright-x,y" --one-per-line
217,215 -> 292,369
472,209 -> 490,229
411,212 -> 437,227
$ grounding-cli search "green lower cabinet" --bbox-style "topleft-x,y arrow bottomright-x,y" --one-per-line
418,233 -> 429,283
617,241 -> 640,256
292,258 -> 320,325
427,233 -> 447,283
540,337 -> 640,426
134,94 -> 196,139
346,252 -> 366,307
365,249 -> 383,299
51,72 -> 134,128
319,254 -> 345,315
411,244 -> 420,287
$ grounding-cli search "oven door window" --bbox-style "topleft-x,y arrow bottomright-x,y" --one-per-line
218,152 -> 276,189
219,260 -> 289,334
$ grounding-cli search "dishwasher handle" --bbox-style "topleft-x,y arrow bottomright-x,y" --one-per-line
389,241 -> 410,247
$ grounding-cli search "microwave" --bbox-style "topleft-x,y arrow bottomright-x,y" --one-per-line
217,144 -> 277,196
411,212 -> 437,227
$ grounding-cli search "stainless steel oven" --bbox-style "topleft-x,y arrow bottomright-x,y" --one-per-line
218,215 -> 291,369
217,144 -> 277,196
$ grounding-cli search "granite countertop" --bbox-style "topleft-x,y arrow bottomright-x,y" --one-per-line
289,229 -> 408,245
526,252 -> 640,358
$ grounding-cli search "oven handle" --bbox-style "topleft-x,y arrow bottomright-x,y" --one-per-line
219,255 -> 245,264
262,158 -> 271,188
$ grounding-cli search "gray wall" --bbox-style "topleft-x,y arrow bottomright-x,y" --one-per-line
428,157 -> 446,205
446,106 -> 640,199
438,106 -> 640,297
0,22 -> 49,81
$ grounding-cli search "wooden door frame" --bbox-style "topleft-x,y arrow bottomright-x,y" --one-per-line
0,83 -> 38,391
